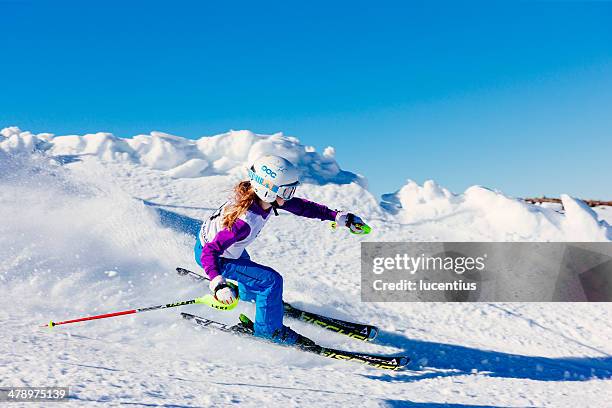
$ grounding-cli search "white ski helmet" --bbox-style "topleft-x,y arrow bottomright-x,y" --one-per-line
248,155 -> 300,203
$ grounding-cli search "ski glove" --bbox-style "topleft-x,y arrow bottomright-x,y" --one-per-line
335,211 -> 367,234
209,275 -> 237,305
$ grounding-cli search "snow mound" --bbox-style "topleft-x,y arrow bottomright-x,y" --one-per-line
3,126 -> 611,242
561,194 -> 611,241
381,179 -> 611,241
1,127 -> 363,186
0,126 -> 52,156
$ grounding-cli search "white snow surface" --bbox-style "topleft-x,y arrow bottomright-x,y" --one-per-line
1,127 -> 612,407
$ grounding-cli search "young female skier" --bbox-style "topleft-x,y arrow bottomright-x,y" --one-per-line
194,155 -> 367,346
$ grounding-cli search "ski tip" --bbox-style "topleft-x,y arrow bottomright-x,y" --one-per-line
383,356 -> 410,370
397,356 -> 410,367
367,327 -> 379,341
176,267 -> 188,275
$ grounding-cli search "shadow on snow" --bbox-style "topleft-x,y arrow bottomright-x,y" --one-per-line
367,329 -> 612,383
381,401 -> 509,408
140,200 -> 207,238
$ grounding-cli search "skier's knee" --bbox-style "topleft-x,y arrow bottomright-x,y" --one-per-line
267,270 -> 283,290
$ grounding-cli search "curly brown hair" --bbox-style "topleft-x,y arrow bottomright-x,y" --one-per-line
222,180 -> 257,230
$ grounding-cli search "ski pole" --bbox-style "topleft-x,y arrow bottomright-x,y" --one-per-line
44,285 -> 239,328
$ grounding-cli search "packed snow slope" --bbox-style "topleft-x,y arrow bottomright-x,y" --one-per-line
1,127 -> 611,408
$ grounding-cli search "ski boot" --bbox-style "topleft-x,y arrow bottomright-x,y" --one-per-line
271,325 -> 321,352
271,323 -> 322,352
238,314 -> 321,352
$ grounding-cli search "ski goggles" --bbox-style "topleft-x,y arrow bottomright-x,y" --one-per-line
276,181 -> 299,200
248,168 -> 299,200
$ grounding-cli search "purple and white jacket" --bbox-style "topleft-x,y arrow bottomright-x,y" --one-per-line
198,198 -> 337,279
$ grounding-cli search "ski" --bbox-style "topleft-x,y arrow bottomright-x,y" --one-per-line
176,267 -> 378,341
282,303 -> 378,342
181,312 -> 409,371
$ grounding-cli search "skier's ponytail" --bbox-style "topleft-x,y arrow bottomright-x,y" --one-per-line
222,181 -> 256,230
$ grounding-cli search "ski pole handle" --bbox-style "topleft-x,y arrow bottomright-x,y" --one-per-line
330,221 -> 371,235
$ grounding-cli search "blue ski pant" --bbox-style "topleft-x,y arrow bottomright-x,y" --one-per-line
194,235 -> 284,337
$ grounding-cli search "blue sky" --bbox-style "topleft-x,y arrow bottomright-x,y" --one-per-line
1,1 -> 611,199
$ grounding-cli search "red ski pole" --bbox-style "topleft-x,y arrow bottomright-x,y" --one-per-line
43,286 -> 239,328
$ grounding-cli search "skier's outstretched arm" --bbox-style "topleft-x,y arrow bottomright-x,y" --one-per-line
280,197 -> 367,233
279,197 -> 337,221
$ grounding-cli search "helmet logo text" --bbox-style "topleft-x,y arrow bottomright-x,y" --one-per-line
261,165 -> 277,178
